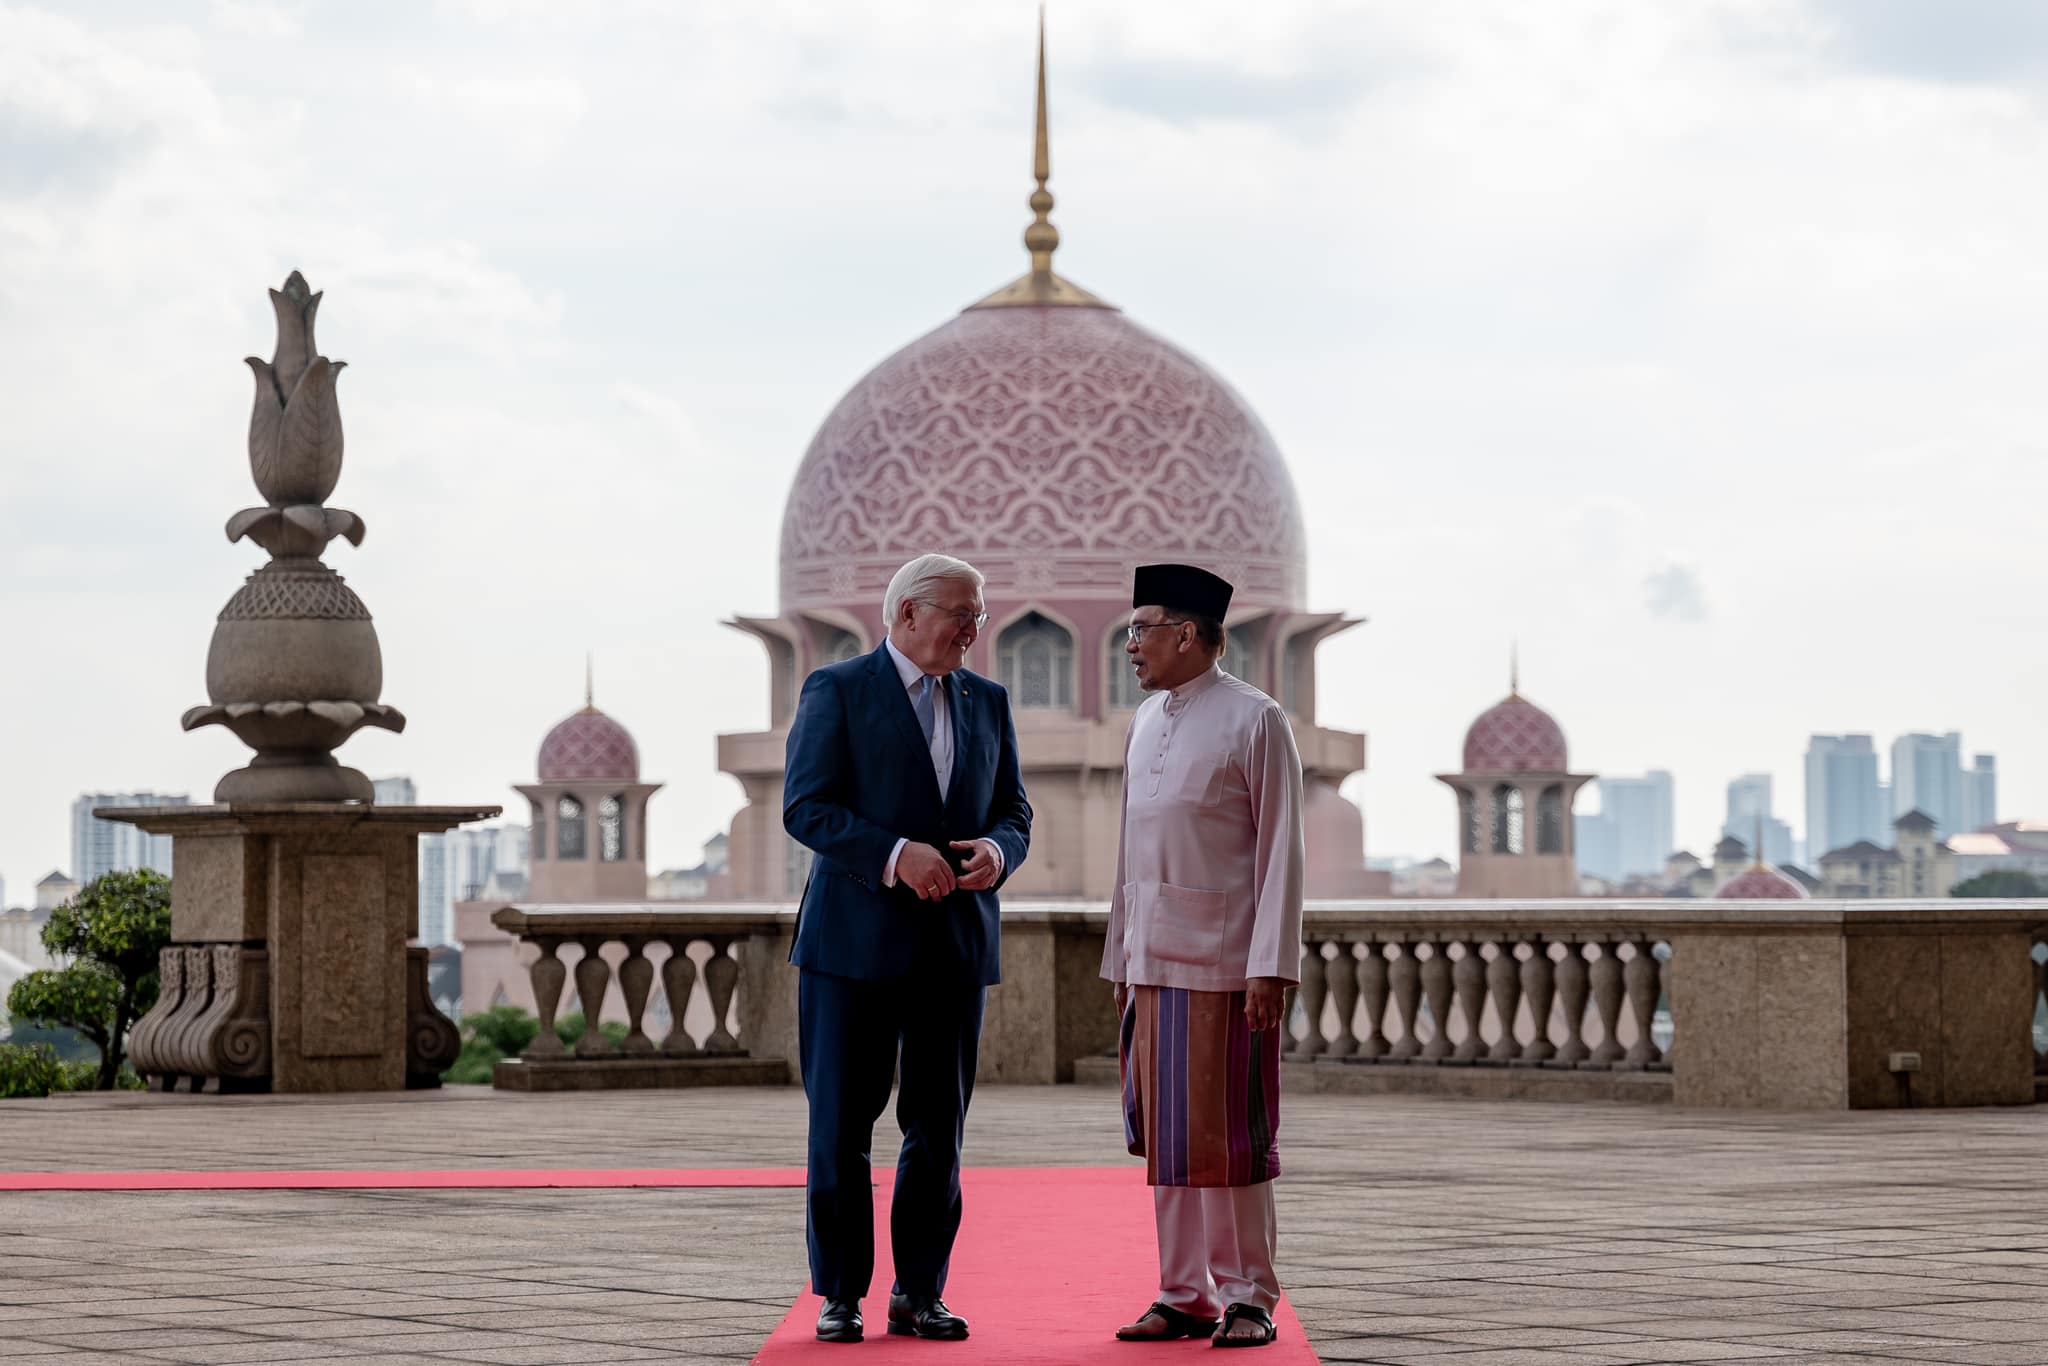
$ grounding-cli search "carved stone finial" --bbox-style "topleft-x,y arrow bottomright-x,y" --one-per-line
184,272 -> 403,803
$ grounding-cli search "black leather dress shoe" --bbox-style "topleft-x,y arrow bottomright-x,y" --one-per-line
816,1297 -> 863,1343
888,1293 -> 969,1340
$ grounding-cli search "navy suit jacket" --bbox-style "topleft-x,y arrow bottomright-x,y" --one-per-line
783,642 -> 1031,986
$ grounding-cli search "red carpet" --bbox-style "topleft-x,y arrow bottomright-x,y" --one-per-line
751,1168 -> 1315,1364
0,1167 -> 806,1192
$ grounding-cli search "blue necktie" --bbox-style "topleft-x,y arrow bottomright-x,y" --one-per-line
914,675 -> 937,747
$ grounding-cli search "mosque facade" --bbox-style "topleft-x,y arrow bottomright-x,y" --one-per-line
715,37 -> 1376,901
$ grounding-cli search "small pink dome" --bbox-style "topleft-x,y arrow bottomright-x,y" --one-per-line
538,707 -> 639,783
1715,866 -> 1806,900
1462,695 -> 1567,772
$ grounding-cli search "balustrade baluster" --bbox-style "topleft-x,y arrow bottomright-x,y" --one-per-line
1587,939 -> 1626,1067
572,938 -> 617,1057
660,938 -> 701,1055
1419,941 -> 1454,1061
1658,943 -> 1677,1072
1450,939 -> 1485,1063
617,937 -> 656,1054
1519,938 -> 1556,1063
1358,942 -> 1391,1060
1622,938 -> 1664,1070
702,937 -> 742,1053
524,936 -> 568,1057
1324,943 -> 1360,1057
1554,942 -> 1590,1066
1291,942 -> 1328,1059
2033,941 -> 2045,1076
1388,940 -> 1422,1060
1485,939 -> 1522,1063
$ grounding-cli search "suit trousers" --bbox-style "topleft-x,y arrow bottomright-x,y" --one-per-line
798,966 -> 986,1301
1154,1180 -> 1280,1317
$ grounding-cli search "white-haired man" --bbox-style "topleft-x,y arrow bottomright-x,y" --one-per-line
784,552 -> 1033,1344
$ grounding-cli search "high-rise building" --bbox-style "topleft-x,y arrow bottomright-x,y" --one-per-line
1961,754 -> 1998,833
419,824 -> 530,947
1723,773 -> 1795,867
372,776 -> 418,805
1575,771 -> 1674,883
1890,732 -> 1965,837
1805,735 -> 1885,860
70,793 -> 190,885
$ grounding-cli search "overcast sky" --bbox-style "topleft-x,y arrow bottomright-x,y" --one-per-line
4,0 -> 2047,897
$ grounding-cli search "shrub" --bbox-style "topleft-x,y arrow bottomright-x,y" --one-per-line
0,1043 -> 69,1099
5,869 -> 172,1090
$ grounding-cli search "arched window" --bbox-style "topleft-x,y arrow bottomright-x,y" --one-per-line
768,635 -> 797,725
1537,785 -> 1565,855
998,612 -> 1073,710
1221,621 -> 1265,692
1459,788 -> 1480,855
1282,633 -> 1315,718
557,794 -> 587,860
599,794 -> 625,862
819,627 -> 862,668
1107,624 -> 1145,711
1491,784 -> 1525,855
529,799 -> 547,861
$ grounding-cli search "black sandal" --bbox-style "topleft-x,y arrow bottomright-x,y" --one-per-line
1115,1301 -> 1219,1341
1211,1303 -> 1277,1348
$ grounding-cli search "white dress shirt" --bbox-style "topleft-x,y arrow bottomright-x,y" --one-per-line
881,636 -> 1003,888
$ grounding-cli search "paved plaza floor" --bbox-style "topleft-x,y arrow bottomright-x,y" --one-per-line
1,1085 -> 2046,1364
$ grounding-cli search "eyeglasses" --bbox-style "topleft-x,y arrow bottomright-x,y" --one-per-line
1125,621 -> 1187,645
919,601 -> 990,630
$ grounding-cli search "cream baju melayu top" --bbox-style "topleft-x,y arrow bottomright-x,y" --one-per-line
1103,663 -> 1306,993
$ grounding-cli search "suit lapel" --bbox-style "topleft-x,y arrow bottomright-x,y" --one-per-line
943,672 -> 974,819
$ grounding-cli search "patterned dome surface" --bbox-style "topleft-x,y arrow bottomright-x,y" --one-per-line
779,305 -> 1307,612
1715,866 -> 1806,900
1462,695 -> 1568,772
538,708 -> 639,783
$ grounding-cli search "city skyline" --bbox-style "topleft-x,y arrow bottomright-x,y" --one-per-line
4,3 -> 2047,891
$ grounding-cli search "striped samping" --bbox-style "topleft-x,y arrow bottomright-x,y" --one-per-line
1120,985 -> 1281,1188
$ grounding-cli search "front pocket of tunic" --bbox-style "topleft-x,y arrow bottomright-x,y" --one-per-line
1168,749 -> 1230,807
1146,883 -> 1227,967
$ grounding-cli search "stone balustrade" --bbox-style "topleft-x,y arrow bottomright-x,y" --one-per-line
479,899 -> 2044,1108
487,906 -> 792,1090
1293,921 -> 1669,1072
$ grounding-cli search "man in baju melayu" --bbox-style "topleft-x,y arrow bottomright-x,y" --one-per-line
1105,562 -> 1305,1350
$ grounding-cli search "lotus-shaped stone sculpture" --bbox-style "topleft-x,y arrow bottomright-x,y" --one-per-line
184,272 -> 403,803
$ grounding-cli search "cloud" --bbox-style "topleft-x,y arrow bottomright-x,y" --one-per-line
1643,563 -> 1711,623
1805,0 -> 2048,85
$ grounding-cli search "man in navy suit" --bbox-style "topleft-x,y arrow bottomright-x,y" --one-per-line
783,552 -> 1032,1344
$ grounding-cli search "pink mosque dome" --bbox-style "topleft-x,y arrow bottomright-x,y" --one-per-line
1715,865 -> 1807,900
778,307 -> 1306,617
1462,693 -> 1568,773
537,706 -> 639,784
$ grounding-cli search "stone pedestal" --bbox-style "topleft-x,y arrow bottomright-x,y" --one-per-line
104,803 -> 497,1094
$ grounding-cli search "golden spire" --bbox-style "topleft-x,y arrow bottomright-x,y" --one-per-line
967,8 -> 1114,311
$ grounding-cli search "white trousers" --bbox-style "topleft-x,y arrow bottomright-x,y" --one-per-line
1153,1180 -> 1279,1317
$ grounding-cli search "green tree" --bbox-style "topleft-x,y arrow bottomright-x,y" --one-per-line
5,869 -> 172,1089
1950,870 -> 2048,898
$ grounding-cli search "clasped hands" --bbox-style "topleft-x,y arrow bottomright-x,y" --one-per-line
897,839 -> 1000,901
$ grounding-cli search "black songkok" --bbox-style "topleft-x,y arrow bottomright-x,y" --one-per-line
1132,563 -> 1234,621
